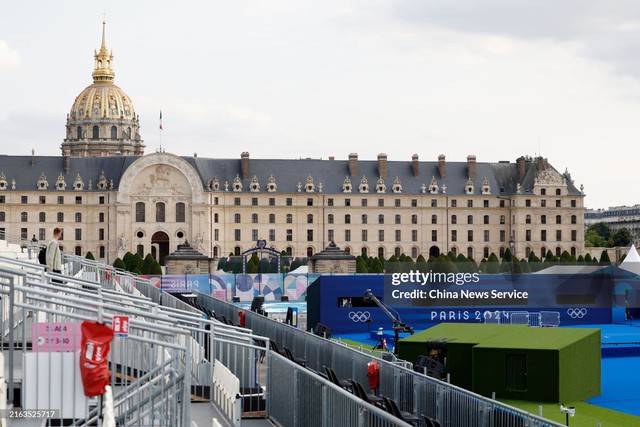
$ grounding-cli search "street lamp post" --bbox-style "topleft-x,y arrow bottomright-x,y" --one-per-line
509,238 -> 516,277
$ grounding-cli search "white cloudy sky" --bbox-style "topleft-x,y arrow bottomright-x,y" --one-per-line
1,1 -> 639,209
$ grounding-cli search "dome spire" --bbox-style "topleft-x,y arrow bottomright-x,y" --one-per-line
92,20 -> 115,84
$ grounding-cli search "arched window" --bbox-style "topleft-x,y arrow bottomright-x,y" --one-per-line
127,127 -> 132,139
252,213 -> 259,223
176,202 -> 185,222
556,215 -> 561,224
327,214 -> 334,224
286,214 -> 293,224
431,214 -> 437,224
451,247 -> 458,257
467,215 -> 473,225
541,247 -> 547,259
483,215 -> 489,225
307,247 -> 313,257
99,246 -> 105,258
234,246 -> 241,256
467,247 -> 473,258
135,202 -> 145,222
499,215 -> 505,224
526,214 -> 531,224
136,244 -> 144,257
110,126 -> 117,140
361,247 -> 368,256
307,214 -> 313,224
75,246 -> 82,256
541,215 -> 547,224
345,214 -> 351,224
156,202 -> 165,222
75,212 -> 82,223
378,247 -> 385,258
57,212 -> 64,222
92,125 -> 99,140
213,246 -> 219,257
77,126 -> 82,139
269,213 -> 275,224
395,214 -> 401,225
395,247 -> 401,257
378,214 -> 384,224
286,246 -> 293,256
99,212 -> 105,223
411,214 -> 417,224
21,212 -> 28,222
556,247 -> 562,257
483,247 -> 490,259
571,215 -> 577,224
361,214 -> 367,224
214,213 -> 219,223
451,215 -> 457,224
571,246 -> 576,258
411,247 -> 418,259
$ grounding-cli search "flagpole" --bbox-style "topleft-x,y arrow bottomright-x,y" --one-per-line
159,109 -> 163,152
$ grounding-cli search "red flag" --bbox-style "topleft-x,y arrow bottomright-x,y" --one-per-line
159,110 -> 163,130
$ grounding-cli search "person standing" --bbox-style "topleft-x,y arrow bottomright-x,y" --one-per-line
46,227 -> 63,275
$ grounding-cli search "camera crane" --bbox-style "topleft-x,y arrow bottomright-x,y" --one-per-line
364,289 -> 413,354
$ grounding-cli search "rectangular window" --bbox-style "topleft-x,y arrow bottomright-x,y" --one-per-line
395,215 -> 401,225
484,230 -> 489,242
345,230 -> 351,242
541,199 -> 546,207
234,229 -> 241,241
362,230 -> 368,242
327,198 -> 334,207
156,201 -> 166,222
395,199 -> 401,207
451,230 -> 457,242
21,196 -> 28,204
431,230 -> 437,242
378,199 -> 384,207
500,200 -> 505,208
252,229 -> 258,241
234,213 -> 241,223
57,212 -> 64,223
286,229 -> 293,241
468,230 -> 473,242
252,214 -> 258,224
39,196 -> 46,204
176,203 -> 186,222
362,198 -> 368,207
39,212 -> 46,222
378,230 -> 384,242
483,200 -> 489,208
39,228 -> 46,241
500,230 -> 506,242
99,228 -> 105,240
252,197 -> 258,206
75,196 -> 82,205
571,200 -> 576,208
345,198 -> 351,207
0,196 -> 4,204
525,230 -> 531,242
431,199 -> 437,207
307,198 -> 313,206
411,230 -> 417,242
234,197 -> 241,206
328,229 -> 334,241
99,196 -> 105,205
525,199 -> 531,207
75,229 -> 82,241
214,197 -> 219,206
451,199 -> 457,208
571,230 -> 577,241
467,200 -> 473,208
556,200 -> 561,207
286,198 -> 293,206
21,228 -> 27,239
395,230 -> 401,242
214,229 -> 219,241
556,230 -> 562,241
307,229 -> 313,242
541,230 -> 547,241
269,197 -> 275,206
411,199 -> 417,207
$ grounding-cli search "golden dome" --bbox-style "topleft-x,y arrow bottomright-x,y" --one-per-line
62,21 -> 144,157
69,83 -> 136,121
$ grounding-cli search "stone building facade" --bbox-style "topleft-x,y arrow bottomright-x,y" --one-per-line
0,23 -> 587,265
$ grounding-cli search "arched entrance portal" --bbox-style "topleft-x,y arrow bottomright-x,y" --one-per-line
151,231 -> 170,265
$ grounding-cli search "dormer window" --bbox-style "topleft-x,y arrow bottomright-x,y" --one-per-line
465,177 -> 474,195
481,177 -> 491,195
267,174 -> 277,192
0,172 -> 7,190
97,171 -> 108,190
392,177 -> 402,193
37,172 -> 49,190
232,175 -> 243,192
56,173 -> 67,190
375,177 -> 386,193
211,176 -> 220,191
250,176 -> 260,192
342,176 -> 352,193
73,174 -> 84,190
429,176 -> 439,194
305,175 -> 315,193
359,175 -> 369,193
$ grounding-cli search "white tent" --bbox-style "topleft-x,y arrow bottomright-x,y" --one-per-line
619,245 -> 640,275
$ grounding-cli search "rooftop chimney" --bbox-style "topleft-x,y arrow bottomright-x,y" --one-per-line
31,149 -> 35,167
241,152 -> 250,180
516,156 -> 526,180
412,154 -> 419,177
328,156 -> 335,161
467,155 -> 477,180
377,153 -> 388,179
438,154 -> 446,179
348,153 -> 358,177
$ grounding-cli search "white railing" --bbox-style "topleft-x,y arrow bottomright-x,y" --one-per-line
212,359 -> 242,427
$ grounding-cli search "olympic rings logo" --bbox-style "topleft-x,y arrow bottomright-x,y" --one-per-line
567,308 -> 587,319
348,311 -> 371,322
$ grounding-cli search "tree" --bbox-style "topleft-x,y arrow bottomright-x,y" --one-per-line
356,257 -> 369,273
611,229 -> 632,248
599,250 -> 611,264
559,250 -> 573,263
85,251 -> 95,261
584,229 -> 606,248
113,257 -> 125,270
590,222 -> 612,241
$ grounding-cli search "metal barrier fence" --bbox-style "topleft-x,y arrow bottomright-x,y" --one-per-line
483,310 -> 561,327
268,351 -> 411,427
0,260 -> 192,426
197,293 -> 567,427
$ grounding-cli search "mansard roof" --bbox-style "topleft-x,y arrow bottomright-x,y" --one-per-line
0,154 -> 583,196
